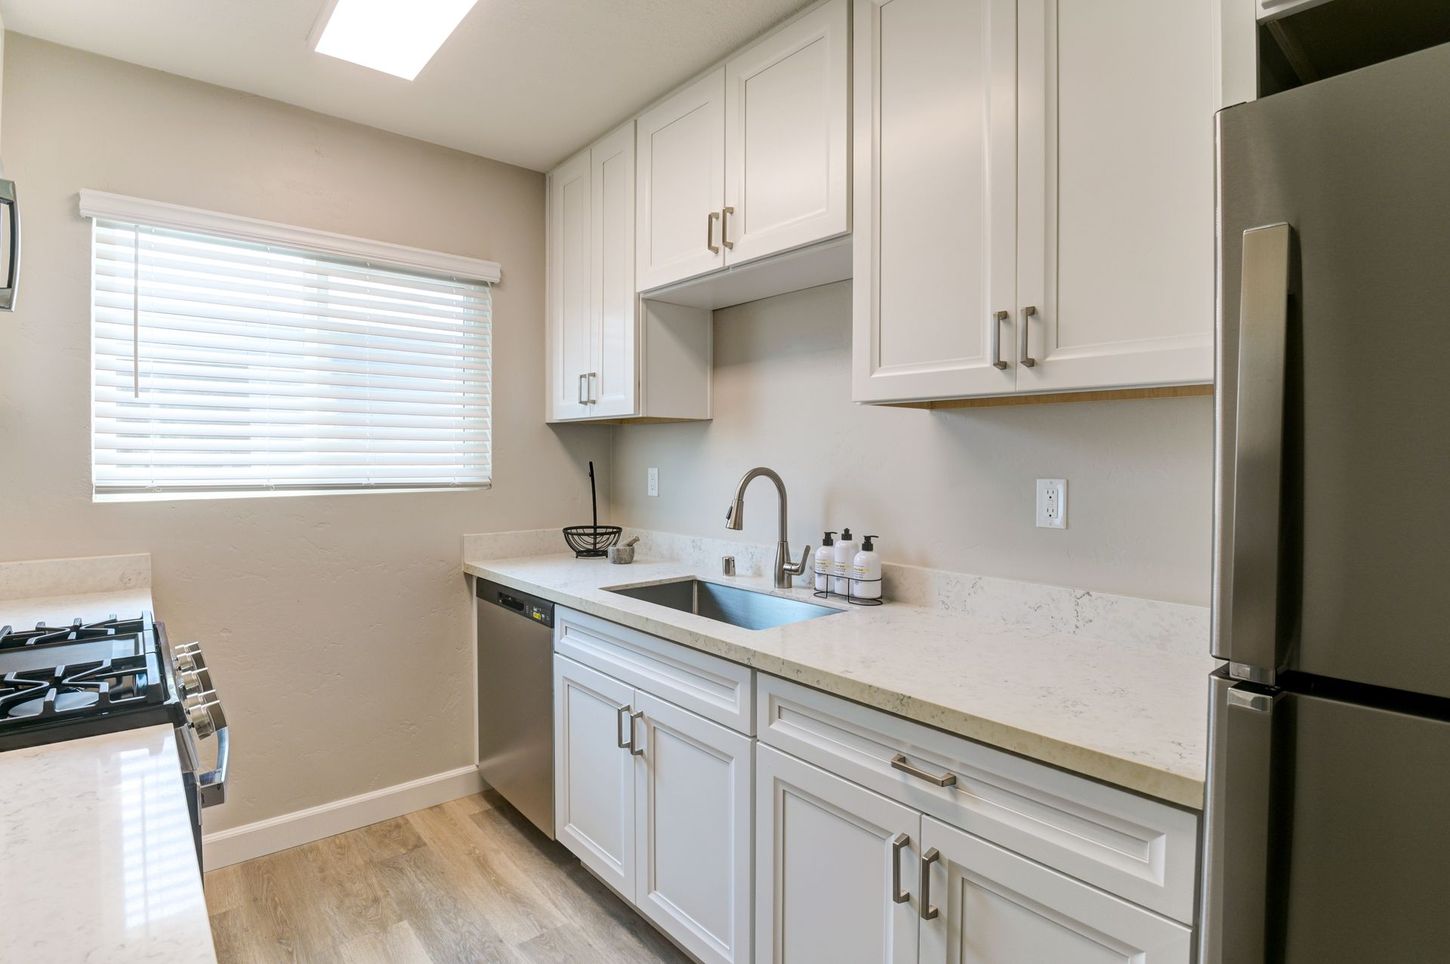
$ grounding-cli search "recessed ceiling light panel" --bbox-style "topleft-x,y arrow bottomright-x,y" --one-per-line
312,0 -> 480,81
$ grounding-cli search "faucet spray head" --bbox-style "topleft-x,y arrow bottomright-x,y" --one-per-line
725,498 -> 745,530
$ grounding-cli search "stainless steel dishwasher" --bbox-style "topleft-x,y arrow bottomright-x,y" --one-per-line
476,578 -> 554,838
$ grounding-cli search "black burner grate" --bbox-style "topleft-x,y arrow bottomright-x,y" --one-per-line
0,653 -> 162,724
0,616 -> 148,651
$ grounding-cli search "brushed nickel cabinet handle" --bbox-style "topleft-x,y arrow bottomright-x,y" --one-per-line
706,211 -> 721,254
629,710 -> 645,756
891,753 -> 957,787
617,705 -> 631,749
721,206 -> 735,249
891,833 -> 911,904
990,310 -> 1010,370
578,373 -> 588,405
920,847 -> 941,920
1020,305 -> 1038,367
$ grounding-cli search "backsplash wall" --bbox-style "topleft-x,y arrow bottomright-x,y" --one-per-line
611,281 -> 1214,606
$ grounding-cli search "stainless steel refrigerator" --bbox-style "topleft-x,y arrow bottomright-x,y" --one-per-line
1202,41 -> 1450,964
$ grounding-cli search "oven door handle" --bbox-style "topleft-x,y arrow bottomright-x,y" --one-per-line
197,716 -> 230,808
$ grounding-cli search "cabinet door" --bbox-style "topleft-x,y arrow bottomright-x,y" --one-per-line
919,816 -> 1192,964
589,122 -> 639,418
755,745 -> 919,964
632,692 -> 752,964
722,0 -> 849,266
546,149 -> 594,421
852,0 -> 1019,403
553,655 -> 636,898
637,68 -> 727,291
1015,0 -> 1214,393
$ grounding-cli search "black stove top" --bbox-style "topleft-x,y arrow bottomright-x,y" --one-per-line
0,614 -> 183,751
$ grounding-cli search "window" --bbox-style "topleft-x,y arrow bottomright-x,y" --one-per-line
83,191 -> 497,498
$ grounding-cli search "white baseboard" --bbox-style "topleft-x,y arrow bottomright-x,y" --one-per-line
202,764 -> 484,870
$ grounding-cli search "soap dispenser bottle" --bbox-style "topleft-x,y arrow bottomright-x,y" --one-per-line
852,535 -> 882,599
833,528 -> 857,595
814,532 -> 837,592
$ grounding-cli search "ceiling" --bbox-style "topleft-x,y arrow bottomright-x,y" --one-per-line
0,0 -> 809,172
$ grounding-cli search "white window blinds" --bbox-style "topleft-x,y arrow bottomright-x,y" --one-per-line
90,218 -> 492,497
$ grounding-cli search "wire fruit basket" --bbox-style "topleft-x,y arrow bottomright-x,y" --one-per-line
562,460 -> 621,558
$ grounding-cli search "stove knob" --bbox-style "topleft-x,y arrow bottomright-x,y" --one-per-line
174,642 -> 206,673
183,688 -> 216,712
186,700 -> 218,738
177,667 -> 213,696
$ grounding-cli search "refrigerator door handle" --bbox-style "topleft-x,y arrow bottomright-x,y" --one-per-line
1225,223 -> 1294,683
1218,684 -> 1283,964
0,178 -> 18,311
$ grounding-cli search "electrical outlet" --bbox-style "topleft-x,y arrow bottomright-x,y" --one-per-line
647,467 -> 659,498
1036,479 -> 1067,529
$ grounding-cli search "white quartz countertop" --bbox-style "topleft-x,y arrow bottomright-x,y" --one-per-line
0,587 -> 157,631
464,553 -> 1218,809
0,726 -> 217,963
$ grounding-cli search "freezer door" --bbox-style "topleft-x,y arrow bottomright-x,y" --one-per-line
1201,674 -> 1450,963
1215,43 -> 1450,696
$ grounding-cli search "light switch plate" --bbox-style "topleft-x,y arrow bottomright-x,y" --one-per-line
1036,478 -> 1067,529
647,467 -> 659,497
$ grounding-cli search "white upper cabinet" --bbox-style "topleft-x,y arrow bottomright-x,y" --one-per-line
1014,0 -> 1215,395
636,69 -> 728,291
852,0 -> 1019,403
547,122 -> 711,423
853,0 -> 1216,405
723,0 -> 850,265
547,148 -> 594,421
589,123 -> 638,418
637,0 -> 850,296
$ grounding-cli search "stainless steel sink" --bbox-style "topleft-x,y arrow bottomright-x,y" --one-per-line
607,578 -> 842,631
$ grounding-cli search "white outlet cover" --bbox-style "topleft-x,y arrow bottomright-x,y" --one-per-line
1036,478 -> 1067,529
647,467 -> 659,497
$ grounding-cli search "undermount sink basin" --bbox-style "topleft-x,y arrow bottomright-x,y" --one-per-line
607,578 -> 843,631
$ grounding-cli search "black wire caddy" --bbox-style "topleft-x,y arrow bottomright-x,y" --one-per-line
811,567 -> 884,607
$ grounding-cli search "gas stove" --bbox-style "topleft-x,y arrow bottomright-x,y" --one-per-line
0,613 -> 229,862
0,615 -> 176,749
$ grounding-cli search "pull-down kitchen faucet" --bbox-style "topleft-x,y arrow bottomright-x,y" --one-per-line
725,467 -> 812,590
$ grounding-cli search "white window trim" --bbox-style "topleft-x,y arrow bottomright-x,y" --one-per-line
77,189 -> 502,284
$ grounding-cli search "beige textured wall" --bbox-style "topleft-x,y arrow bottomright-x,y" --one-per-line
612,282 -> 1214,605
0,36 -> 612,831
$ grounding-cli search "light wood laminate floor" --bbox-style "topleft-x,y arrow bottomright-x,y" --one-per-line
205,790 -> 689,963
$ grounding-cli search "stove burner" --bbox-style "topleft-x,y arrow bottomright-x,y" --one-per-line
0,656 -> 157,724
9,689 -> 101,718
0,616 -> 148,651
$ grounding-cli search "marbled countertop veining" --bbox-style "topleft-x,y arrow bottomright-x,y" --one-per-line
0,726 -> 217,963
464,552 -> 1219,809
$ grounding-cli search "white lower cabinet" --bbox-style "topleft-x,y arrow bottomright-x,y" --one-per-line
553,655 -> 635,895
553,649 -> 752,964
553,615 -> 1198,964
633,691 -> 753,964
919,817 -> 1192,963
755,744 -> 920,964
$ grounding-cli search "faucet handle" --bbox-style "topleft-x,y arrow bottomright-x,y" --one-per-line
784,545 -> 813,579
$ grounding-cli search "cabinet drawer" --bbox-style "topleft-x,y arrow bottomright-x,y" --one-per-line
556,607 -> 754,734
757,675 -> 1198,923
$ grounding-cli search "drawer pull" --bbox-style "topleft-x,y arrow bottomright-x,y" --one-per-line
891,753 -> 957,788
617,705 -> 631,750
920,847 -> 941,920
891,833 -> 911,904
629,710 -> 645,756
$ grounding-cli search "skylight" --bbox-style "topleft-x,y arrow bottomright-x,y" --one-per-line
312,0 -> 480,80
